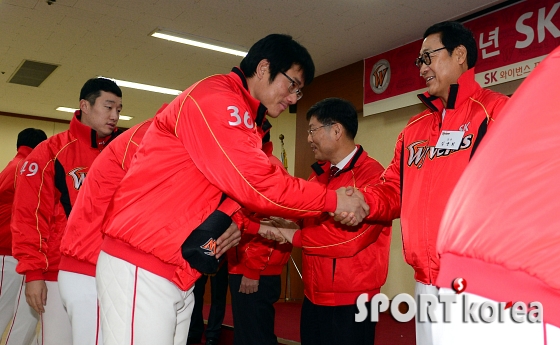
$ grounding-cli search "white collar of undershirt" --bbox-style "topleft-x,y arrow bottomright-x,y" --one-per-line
331,146 -> 358,171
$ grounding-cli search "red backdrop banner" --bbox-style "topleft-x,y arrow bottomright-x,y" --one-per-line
364,0 -> 560,114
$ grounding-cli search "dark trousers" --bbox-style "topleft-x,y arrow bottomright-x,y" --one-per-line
188,262 -> 229,342
229,274 -> 281,345
300,297 -> 377,345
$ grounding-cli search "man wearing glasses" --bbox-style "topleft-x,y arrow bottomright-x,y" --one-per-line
269,98 -> 391,345
338,21 -> 509,345
96,34 -> 369,345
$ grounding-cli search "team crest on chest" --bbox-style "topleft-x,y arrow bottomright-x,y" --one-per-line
406,134 -> 474,169
68,167 -> 87,190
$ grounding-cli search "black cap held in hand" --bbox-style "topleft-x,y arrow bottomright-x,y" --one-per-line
181,210 -> 232,274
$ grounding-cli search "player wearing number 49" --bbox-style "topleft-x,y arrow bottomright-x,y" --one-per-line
10,78 -> 122,345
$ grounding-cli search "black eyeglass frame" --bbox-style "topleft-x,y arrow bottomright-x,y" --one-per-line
280,71 -> 303,100
415,47 -> 447,69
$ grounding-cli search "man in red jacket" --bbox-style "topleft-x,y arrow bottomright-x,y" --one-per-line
0,128 -> 46,344
227,128 -> 294,345
336,21 -> 509,345
271,98 -> 392,345
57,118 -> 152,345
11,78 -> 122,345
97,34 -> 369,345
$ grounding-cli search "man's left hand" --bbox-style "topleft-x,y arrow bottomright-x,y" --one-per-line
215,222 -> 241,259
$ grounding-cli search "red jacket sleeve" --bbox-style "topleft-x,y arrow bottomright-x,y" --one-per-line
0,151 -> 28,255
59,143 -> 124,262
231,211 -> 265,279
174,85 -> 337,219
11,142 -> 57,280
361,132 -> 403,222
240,236 -> 274,280
300,157 -> 392,258
298,220 -> 390,258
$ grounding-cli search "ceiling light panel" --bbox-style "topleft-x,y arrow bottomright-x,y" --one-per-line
150,29 -> 248,57
99,76 -> 182,96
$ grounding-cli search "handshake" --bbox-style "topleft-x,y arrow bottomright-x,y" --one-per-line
182,186 -> 369,273
259,186 -> 370,243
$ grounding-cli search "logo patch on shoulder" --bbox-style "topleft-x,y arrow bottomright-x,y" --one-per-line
200,238 -> 217,256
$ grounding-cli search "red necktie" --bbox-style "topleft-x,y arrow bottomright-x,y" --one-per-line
329,166 -> 340,179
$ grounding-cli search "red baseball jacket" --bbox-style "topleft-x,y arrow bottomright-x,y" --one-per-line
294,146 -> 392,306
11,112 -> 119,282
228,142 -> 293,279
0,146 -> 33,255
361,68 -> 509,285
59,119 -> 154,277
101,68 -> 337,291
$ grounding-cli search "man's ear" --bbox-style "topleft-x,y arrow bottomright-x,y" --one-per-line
333,123 -> 343,140
79,99 -> 89,115
256,59 -> 270,80
455,45 -> 468,66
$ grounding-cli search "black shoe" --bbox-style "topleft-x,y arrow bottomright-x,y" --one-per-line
205,338 -> 219,345
186,338 -> 202,345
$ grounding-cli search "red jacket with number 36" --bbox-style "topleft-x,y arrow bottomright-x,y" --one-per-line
101,68 -> 337,291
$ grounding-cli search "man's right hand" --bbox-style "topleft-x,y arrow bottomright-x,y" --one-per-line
333,187 -> 370,225
25,280 -> 47,314
258,222 -> 286,243
239,276 -> 259,294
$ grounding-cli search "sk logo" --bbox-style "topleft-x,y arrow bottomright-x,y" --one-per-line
68,167 -> 87,190
459,122 -> 470,132
370,59 -> 391,95
200,238 -> 217,256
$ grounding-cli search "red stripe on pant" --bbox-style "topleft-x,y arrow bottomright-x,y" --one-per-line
4,275 -> 26,344
131,266 -> 139,345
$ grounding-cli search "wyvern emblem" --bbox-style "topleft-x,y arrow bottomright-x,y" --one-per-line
200,238 -> 217,256
370,59 -> 391,94
407,134 -> 474,168
68,167 -> 87,190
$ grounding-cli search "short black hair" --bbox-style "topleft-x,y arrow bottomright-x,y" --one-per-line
79,77 -> 122,105
17,128 -> 47,149
306,98 -> 358,139
240,34 -> 315,86
424,21 -> 477,69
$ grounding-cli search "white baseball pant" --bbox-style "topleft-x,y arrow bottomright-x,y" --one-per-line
1,255 -> 39,345
58,270 -> 102,345
96,251 -> 195,345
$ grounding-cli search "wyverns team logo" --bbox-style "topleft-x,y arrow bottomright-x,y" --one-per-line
370,59 -> 391,94
407,135 -> 474,169
68,167 -> 87,190
200,238 -> 217,256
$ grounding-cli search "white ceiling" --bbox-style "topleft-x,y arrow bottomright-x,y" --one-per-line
0,0 -> 506,127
